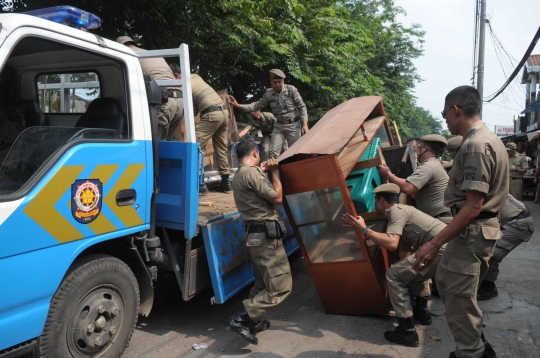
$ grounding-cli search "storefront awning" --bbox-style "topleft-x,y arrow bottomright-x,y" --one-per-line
521,98 -> 540,114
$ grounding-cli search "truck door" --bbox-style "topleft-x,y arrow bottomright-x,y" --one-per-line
0,29 -> 151,350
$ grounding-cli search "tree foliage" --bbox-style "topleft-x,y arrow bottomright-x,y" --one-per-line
7,0 -> 443,137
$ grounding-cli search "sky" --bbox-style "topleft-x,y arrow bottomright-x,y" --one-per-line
395,0 -> 540,133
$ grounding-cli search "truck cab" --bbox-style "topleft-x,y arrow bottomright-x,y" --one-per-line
0,8 -> 298,357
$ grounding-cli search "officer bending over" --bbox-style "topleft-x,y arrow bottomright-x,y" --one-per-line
478,194 -> 535,301
343,183 -> 446,348
225,140 -> 292,345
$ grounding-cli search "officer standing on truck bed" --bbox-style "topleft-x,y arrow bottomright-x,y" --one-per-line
343,183 -> 447,348
168,64 -> 232,194
229,69 -> 309,159
413,85 -> 508,358
225,139 -> 292,345
116,36 -> 181,141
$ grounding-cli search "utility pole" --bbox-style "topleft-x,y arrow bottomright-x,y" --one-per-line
477,0 -> 487,118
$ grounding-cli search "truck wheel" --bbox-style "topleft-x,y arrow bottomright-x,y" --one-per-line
39,255 -> 140,358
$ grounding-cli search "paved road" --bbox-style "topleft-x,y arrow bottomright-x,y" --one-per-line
125,201 -> 540,358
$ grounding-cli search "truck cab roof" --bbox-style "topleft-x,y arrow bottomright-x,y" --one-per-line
0,13 -> 135,57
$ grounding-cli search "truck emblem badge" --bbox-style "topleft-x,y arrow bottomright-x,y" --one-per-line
72,179 -> 102,224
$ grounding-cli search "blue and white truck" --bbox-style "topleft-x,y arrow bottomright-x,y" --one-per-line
0,7 -> 298,357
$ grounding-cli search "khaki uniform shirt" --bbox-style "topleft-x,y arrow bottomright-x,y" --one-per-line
445,121 -> 509,220
232,163 -> 279,224
245,112 -> 276,135
500,194 -> 526,225
508,152 -> 527,179
131,46 -> 181,91
190,74 -> 223,114
242,84 -> 308,123
406,157 -> 451,217
386,204 -> 447,251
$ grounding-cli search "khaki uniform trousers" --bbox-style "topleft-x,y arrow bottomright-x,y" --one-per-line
435,221 -> 500,358
260,134 -> 271,162
243,233 -> 293,321
386,246 -> 444,318
157,97 -> 179,141
167,97 -> 184,141
195,109 -> 230,175
405,215 -> 452,299
509,178 -> 523,200
270,122 -> 301,159
484,216 -> 534,282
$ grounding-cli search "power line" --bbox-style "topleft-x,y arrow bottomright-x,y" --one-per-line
485,26 -> 540,102
483,101 -> 522,112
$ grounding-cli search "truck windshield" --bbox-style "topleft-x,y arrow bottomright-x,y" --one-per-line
0,126 -> 128,196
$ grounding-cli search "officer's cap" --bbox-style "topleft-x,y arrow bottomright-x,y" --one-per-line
505,142 -> 517,151
372,183 -> 401,195
116,36 -> 138,46
447,136 -> 462,151
421,134 -> 447,146
269,69 -> 286,79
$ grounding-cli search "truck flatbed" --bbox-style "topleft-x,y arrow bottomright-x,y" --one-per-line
198,191 -> 238,224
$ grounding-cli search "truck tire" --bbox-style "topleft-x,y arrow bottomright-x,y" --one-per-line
39,254 -> 140,358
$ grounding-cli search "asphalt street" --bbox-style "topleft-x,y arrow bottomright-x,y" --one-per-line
124,201 -> 540,358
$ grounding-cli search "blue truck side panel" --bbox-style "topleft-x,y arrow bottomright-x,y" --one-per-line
155,141 -> 199,239
0,140 -> 151,351
202,207 -> 299,304
0,225 -> 147,351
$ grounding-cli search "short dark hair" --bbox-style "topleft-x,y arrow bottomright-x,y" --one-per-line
236,139 -> 259,160
445,86 -> 481,117
376,193 -> 400,204
424,141 -> 446,157
169,63 -> 181,75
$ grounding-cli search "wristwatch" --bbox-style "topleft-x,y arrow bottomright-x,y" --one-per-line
361,227 -> 369,236
387,173 -> 394,180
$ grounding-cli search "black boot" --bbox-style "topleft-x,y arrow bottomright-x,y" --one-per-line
199,182 -> 209,196
250,320 -> 271,335
224,312 -> 258,345
218,174 -> 232,192
413,296 -> 432,325
449,332 -> 497,358
384,317 -> 419,347
477,280 -> 498,301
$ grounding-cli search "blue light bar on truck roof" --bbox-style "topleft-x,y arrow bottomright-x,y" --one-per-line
23,6 -> 101,30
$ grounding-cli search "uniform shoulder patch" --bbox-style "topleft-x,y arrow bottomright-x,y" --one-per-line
72,179 -> 102,224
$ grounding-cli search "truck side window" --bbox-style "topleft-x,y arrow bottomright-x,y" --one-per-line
36,72 -> 101,114
0,36 -> 131,199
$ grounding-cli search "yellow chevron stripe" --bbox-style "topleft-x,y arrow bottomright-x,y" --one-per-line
87,164 -> 120,235
105,164 -> 145,227
24,166 -> 85,243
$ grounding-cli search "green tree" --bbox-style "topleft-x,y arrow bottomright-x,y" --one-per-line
7,0 -> 441,136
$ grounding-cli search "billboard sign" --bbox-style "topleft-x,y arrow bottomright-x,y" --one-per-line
494,125 -> 514,137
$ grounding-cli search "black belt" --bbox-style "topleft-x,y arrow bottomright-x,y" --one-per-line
502,210 -> 530,225
454,208 -> 497,220
201,105 -> 225,115
278,117 -> 300,124
514,210 -> 531,221
167,90 -> 181,98
434,212 -> 452,219
245,222 -> 267,233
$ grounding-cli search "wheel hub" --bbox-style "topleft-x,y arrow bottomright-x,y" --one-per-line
69,287 -> 124,357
